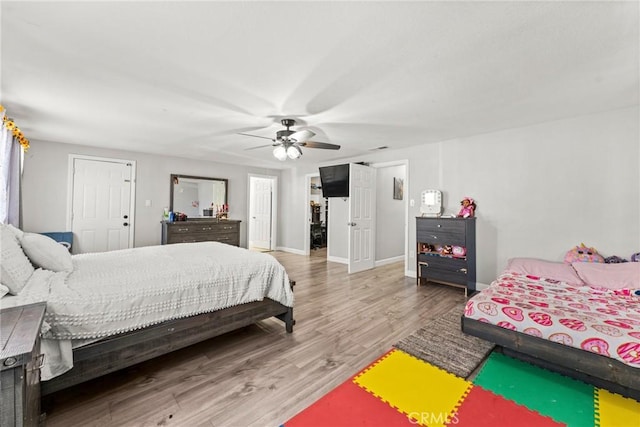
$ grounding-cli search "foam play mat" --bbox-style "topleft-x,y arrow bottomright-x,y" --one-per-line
282,349 -> 640,427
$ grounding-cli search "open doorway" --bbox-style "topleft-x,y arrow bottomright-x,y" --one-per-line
248,174 -> 277,252
304,173 -> 327,256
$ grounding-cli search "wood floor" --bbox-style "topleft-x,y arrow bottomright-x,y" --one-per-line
42,251 -> 466,426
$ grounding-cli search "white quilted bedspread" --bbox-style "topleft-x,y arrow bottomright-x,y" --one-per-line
10,242 -> 294,340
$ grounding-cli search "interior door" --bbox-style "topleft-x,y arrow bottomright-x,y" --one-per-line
71,158 -> 133,253
249,176 -> 272,250
348,163 -> 376,273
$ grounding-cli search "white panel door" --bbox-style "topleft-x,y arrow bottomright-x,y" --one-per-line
348,163 -> 376,273
71,158 -> 132,253
249,177 -> 272,250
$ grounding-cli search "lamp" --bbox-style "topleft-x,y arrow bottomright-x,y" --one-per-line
273,143 -> 302,161
286,145 -> 302,159
273,145 -> 287,161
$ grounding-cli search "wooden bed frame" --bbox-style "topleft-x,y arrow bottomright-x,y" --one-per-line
41,282 -> 295,396
462,316 -> 640,401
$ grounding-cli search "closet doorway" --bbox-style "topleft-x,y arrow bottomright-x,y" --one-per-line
248,174 -> 277,252
67,154 -> 136,254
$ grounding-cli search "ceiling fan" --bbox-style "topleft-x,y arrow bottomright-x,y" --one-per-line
240,119 -> 340,161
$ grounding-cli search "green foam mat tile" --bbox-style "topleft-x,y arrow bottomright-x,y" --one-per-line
473,352 -> 595,427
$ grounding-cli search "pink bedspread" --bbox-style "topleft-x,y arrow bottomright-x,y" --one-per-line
464,272 -> 640,367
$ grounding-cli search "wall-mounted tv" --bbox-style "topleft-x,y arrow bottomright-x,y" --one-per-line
319,164 -> 349,198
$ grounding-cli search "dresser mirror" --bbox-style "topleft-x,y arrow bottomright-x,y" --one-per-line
420,189 -> 442,217
170,174 -> 228,218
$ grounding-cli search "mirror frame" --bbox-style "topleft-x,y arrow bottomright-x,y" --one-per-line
169,174 -> 228,216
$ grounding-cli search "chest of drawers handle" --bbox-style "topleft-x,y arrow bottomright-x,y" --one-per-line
177,228 -> 189,232
418,261 -> 429,267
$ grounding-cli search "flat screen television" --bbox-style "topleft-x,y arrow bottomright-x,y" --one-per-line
319,164 -> 349,198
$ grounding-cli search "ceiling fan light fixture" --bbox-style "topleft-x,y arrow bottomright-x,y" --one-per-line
273,146 -> 287,161
287,145 -> 302,159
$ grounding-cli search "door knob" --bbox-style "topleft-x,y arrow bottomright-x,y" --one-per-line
123,215 -> 128,219
123,222 -> 129,226
348,222 -> 357,226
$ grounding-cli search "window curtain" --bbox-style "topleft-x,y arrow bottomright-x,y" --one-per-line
0,109 -> 21,226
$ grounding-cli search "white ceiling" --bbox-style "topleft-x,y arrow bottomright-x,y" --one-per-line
2,1 -> 638,169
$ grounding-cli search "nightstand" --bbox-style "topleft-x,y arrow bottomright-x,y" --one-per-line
1,302 -> 46,427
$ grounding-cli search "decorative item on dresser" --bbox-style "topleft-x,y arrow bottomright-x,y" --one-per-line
416,217 -> 476,296
161,219 -> 241,246
1,302 -> 46,427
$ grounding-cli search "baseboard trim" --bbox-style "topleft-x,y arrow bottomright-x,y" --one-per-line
276,246 -> 306,256
327,255 -> 348,264
374,255 -> 404,267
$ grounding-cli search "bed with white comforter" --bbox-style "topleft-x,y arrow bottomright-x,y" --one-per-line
2,241 -> 294,380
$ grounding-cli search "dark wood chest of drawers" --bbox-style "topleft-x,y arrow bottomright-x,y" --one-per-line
1,303 -> 46,427
161,220 -> 241,246
416,217 -> 476,294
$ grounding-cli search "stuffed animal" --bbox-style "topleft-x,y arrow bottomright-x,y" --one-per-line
440,245 -> 453,255
604,255 -> 628,264
631,252 -> 640,262
420,243 -> 435,253
564,243 -> 604,263
452,246 -> 467,258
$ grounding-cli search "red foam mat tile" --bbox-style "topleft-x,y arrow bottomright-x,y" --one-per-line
284,380 -> 415,427
449,386 -> 565,427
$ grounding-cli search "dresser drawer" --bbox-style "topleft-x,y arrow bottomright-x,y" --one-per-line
417,254 -> 467,270
162,221 -> 241,246
418,262 -> 467,286
166,223 -> 214,234
211,223 -> 239,233
207,232 -> 239,246
417,219 -> 466,246
166,233 -> 213,244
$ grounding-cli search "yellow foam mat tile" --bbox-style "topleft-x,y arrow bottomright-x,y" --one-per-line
354,349 -> 472,426
595,388 -> 640,427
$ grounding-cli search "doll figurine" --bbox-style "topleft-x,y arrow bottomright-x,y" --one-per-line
457,197 -> 476,218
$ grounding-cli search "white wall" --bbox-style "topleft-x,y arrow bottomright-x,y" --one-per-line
21,141 -> 281,248
327,197 -> 348,260
279,107 -> 639,284
375,164 -> 405,261
23,106 -> 638,282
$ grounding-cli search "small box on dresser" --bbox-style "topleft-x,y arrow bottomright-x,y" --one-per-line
161,220 -> 241,246
1,302 -> 46,427
416,217 -> 476,295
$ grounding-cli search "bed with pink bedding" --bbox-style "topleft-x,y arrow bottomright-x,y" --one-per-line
461,258 -> 640,400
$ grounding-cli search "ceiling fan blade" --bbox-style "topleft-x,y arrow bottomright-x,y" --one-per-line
238,132 -> 275,141
288,129 -> 315,143
299,141 -> 341,150
244,143 -> 277,151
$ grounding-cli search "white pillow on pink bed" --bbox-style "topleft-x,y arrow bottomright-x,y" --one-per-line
571,262 -> 640,290
505,258 -> 585,285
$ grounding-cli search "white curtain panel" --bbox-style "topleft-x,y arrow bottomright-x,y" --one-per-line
0,111 -> 21,226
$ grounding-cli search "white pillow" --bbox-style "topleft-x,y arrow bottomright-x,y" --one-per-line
4,223 -> 24,240
21,232 -> 73,273
0,283 -> 9,298
0,226 -> 35,295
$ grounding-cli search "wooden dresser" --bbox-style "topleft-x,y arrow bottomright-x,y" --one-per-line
161,220 -> 241,246
416,217 -> 476,295
1,302 -> 46,427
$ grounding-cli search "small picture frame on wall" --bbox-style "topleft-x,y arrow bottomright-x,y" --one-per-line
393,177 -> 403,200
